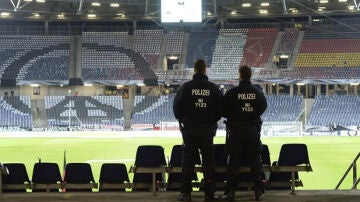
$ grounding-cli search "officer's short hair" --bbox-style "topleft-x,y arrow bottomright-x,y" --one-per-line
194,59 -> 206,74
239,65 -> 252,81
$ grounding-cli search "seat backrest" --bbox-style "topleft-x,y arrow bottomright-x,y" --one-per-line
32,162 -> 62,184
277,144 -> 310,166
134,145 -> 166,167
261,144 -> 271,166
99,163 -> 129,183
133,145 -> 166,185
169,145 -> 183,167
2,163 -> 30,192
213,144 -> 227,186
167,145 -> 199,186
169,144 -> 201,167
64,163 -> 95,183
214,144 -> 227,167
2,163 -> 30,184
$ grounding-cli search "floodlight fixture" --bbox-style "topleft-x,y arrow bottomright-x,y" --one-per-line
57,14 -> 65,19
110,3 -> 119,7
0,12 -> 10,17
348,5 -> 355,10
259,9 -> 268,14
88,14 -> 96,18
91,2 -> 101,7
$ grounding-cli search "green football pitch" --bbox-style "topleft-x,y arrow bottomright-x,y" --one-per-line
0,134 -> 359,190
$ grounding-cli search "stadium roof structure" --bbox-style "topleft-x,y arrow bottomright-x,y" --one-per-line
0,0 -> 360,24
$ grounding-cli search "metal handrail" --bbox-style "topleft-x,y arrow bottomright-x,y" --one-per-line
335,152 -> 360,190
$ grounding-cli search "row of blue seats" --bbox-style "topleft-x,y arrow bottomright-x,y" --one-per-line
1,144 -> 311,193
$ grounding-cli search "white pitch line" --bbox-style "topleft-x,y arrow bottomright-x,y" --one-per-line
86,159 -> 135,164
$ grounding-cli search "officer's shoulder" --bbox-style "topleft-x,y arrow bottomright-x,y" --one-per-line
208,81 -> 219,88
225,87 -> 237,95
252,85 -> 264,93
181,81 -> 192,87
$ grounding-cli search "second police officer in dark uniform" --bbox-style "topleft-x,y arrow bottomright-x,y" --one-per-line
173,59 -> 223,202
222,65 -> 267,201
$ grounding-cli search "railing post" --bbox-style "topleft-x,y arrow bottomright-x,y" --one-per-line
336,152 -> 360,190
353,161 -> 357,189
0,172 -> 2,194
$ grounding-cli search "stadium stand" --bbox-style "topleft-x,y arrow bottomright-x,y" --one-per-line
0,96 -> 32,130
131,94 -> 303,126
307,95 -> 360,130
0,35 -> 70,84
165,31 -> 184,56
208,28 -> 246,80
277,28 -> 299,54
293,26 -> 360,80
186,29 -> 218,69
45,96 -> 123,129
133,29 -> 163,68
82,32 -> 141,81
240,28 -> 278,68
279,67 -> 360,79
81,32 -> 158,85
131,95 -> 177,125
261,95 -> 303,122
154,70 -> 167,83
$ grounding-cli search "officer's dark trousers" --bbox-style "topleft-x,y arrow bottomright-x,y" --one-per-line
181,128 -> 215,196
225,126 -> 263,191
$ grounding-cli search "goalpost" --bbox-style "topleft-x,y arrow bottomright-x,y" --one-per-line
160,121 -> 179,131
261,121 -> 303,137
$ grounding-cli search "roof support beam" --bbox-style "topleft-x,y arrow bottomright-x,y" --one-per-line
282,0 -> 288,14
10,0 -> 30,11
353,0 -> 360,10
213,0 -> 217,16
145,0 -> 149,15
9,0 -> 16,8
78,0 -> 84,14
9,0 -> 20,11
15,0 -> 21,10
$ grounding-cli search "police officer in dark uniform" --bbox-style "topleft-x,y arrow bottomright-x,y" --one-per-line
222,65 -> 267,201
173,59 -> 223,202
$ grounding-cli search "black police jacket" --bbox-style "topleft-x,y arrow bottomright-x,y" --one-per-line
223,80 -> 267,124
173,73 -> 223,128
